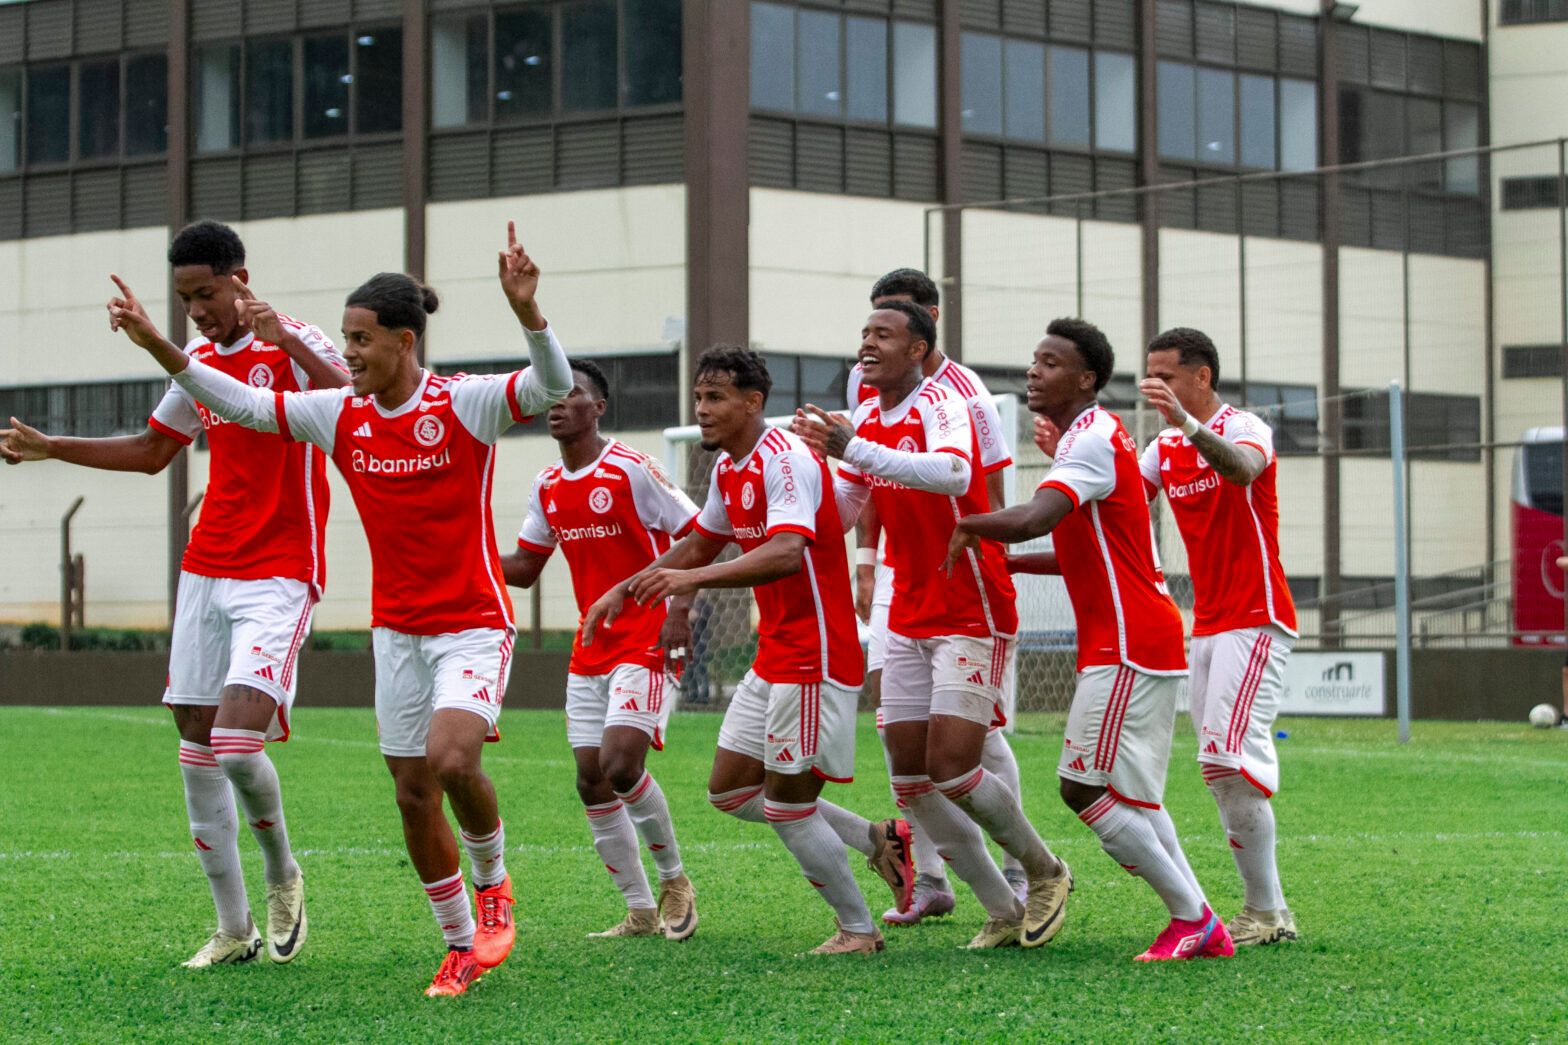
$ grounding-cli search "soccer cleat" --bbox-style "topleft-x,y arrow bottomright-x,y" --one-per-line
811,919 -> 886,955
182,926 -> 264,968
424,948 -> 483,997
472,875 -> 516,968
882,873 -> 956,926
866,818 -> 916,914
1134,905 -> 1235,962
657,874 -> 699,941
1020,860 -> 1073,949
1004,868 -> 1029,907
587,908 -> 661,938
965,917 -> 1022,949
265,870 -> 307,964
1228,906 -> 1298,947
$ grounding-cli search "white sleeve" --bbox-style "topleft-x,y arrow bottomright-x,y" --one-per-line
1038,427 -> 1116,507
516,474 -> 557,554
1139,439 -> 1163,498
148,382 -> 201,444
763,450 -> 820,541
628,457 -> 700,537
840,394 -> 973,496
833,470 -> 871,533
967,394 -> 1013,472
693,468 -> 733,540
282,320 -> 349,390
449,325 -> 573,444
1225,411 -> 1275,464
844,365 -> 863,406
172,359 -> 281,433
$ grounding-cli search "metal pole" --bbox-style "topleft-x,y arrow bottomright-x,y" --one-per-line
1075,199 -> 1085,318
531,584 -> 543,651
1236,173 -> 1248,405
1390,381 -> 1412,743
60,497 -> 84,651
1559,139 -> 1567,650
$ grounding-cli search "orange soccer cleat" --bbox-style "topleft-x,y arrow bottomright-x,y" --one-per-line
472,875 -> 516,969
425,948 -> 484,997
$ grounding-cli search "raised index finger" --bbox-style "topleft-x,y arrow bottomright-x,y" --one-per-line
231,275 -> 256,300
109,274 -> 137,302
507,220 -> 518,251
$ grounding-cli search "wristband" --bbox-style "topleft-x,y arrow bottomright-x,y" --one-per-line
855,548 -> 877,567
1179,415 -> 1201,439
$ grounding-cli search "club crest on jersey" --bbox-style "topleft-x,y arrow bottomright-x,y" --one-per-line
413,415 -> 445,448
247,364 -> 274,388
740,482 -> 756,510
588,486 -> 614,514
897,436 -> 919,454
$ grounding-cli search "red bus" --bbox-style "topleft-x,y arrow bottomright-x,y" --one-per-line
1512,427 -> 1565,646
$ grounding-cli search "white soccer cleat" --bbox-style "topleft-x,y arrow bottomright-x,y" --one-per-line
1021,860 -> 1073,948
183,926 -> 264,968
657,874 -> 699,941
587,908 -> 661,938
965,917 -> 1022,949
1228,906 -> 1298,947
266,870 -> 308,963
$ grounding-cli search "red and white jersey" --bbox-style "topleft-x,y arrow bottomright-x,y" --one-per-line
839,379 -> 1018,640
847,355 -> 1012,475
1140,406 -> 1297,637
693,427 -> 864,689
517,439 -> 699,675
149,319 -> 343,591
1039,405 -> 1186,675
275,362 -> 555,635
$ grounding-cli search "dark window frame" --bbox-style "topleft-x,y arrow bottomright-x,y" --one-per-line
2,49 -> 170,173
1499,0 -> 1568,25
0,378 -> 168,439
1156,58 -> 1317,173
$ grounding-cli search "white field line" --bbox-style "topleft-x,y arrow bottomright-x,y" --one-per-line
0,830 -> 1560,864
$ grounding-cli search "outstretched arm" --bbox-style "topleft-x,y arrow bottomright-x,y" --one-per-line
1,418 -> 183,474
944,487 -> 1076,572
629,532 -> 807,606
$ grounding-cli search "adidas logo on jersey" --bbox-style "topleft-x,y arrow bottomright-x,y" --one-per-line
352,422 -> 373,438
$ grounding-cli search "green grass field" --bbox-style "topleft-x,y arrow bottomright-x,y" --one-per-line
2,706 -> 1565,1042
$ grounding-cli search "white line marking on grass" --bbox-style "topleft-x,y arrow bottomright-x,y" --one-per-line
0,839 -> 777,862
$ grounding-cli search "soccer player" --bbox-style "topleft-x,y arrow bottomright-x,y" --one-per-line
499,358 -> 701,940
795,301 -> 1071,950
582,346 -> 913,955
947,317 -> 1233,962
0,221 -> 344,968
845,268 -> 1027,924
104,222 -> 571,996
1138,327 -> 1298,946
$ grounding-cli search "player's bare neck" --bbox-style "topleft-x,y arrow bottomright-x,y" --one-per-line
561,432 -> 609,472
921,350 -> 947,378
374,364 -> 425,413
876,368 -> 923,413
1046,395 -> 1098,433
724,420 -> 767,462
1192,395 -> 1222,426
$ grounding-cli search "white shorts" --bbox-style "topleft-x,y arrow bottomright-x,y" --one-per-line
1189,626 -> 1292,796
163,572 -> 316,741
373,627 -> 515,758
716,670 -> 859,782
566,664 -> 678,751
879,631 -> 1012,730
865,561 -> 893,673
1058,664 -> 1182,809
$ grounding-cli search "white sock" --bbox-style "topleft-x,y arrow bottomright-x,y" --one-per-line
708,785 -> 766,823
1078,792 -> 1205,921
765,801 -> 876,935
936,767 -> 1060,880
981,730 -> 1027,877
210,728 -> 299,887
1146,804 -> 1204,901
815,800 -> 875,858
422,870 -> 476,949
615,773 -> 684,881
1207,768 -> 1286,911
584,800 -> 655,909
459,820 -> 507,891
179,741 -> 252,938
878,714 -> 946,883
893,775 -> 1023,920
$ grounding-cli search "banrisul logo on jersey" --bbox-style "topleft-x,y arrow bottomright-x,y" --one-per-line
412,415 -> 446,448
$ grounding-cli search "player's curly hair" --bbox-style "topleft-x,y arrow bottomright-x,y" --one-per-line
568,357 -> 610,400
873,298 -> 938,360
167,220 -> 246,274
1046,316 -> 1115,392
1147,326 -> 1220,385
345,273 -> 440,338
694,345 -> 772,401
870,267 -> 940,308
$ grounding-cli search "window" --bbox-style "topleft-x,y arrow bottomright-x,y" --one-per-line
303,34 -> 351,139
892,21 -> 937,128
495,9 -> 554,120
1048,46 -> 1090,147
1094,52 -> 1136,153
962,34 -> 1003,136
960,33 -> 1134,153
797,9 -> 842,118
0,380 -> 166,439
196,44 -> 241,152
355,30 -> 403,134
1501,176 -> 1566,210
1340,88 -> 1481,194
432,14 -> 488,127
845,17 -> 888,123
1444,102 -> 1479,194
1279,79 -> 1316,171
126,55 -> 169,156
77,60 -> 120,161
760,354 -> 851,414
1341,389 -> 1481,461
246,39 -> 294,145
562,1 -> 618,113
26,66 -> 70,166
1195,67 -> 1234,165
1238,73 -> 1274,169
1503,345 -> 1565,379
1500,0 -> 1568,23
1162,62 -> 1315,171
1157,61 -> 1195,161
0,71 -> 18,173
436,353 -> 680,430
1003,40 -> 1045,141
624,0 -> 682,107
750,2 -> 794,111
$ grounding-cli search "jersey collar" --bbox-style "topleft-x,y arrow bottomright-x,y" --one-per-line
371,369 -> 431,419
557,439 -> 618,481
210,331 -> 258,356
874,378 -> 929,426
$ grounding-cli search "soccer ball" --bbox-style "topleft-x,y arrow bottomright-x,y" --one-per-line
1528,703 -> 1560,729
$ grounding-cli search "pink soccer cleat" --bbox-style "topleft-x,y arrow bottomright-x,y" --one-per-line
882,874 -> 957,926
1133,905 -> 1234,962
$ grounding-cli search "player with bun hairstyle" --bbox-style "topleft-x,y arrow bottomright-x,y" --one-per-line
104,222 -> 573,997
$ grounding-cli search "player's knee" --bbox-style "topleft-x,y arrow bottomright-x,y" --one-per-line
427,747 -> 481,791
1058,777 -> 1101,814
575,771 -> 612,807
212,747 -> 261,784
925,751 -> 976,788
599,751 -> 645,795
393,778 -> 442,819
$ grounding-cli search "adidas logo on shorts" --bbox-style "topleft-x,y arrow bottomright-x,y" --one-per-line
967,671 -> 984,685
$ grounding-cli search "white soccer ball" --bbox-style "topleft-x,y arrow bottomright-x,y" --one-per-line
1529,703 -> 1560,729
